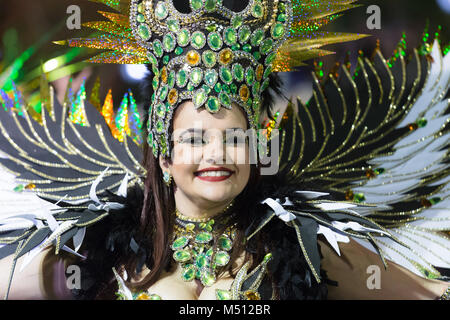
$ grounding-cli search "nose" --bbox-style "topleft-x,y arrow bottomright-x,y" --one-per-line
204,135 -> 225,164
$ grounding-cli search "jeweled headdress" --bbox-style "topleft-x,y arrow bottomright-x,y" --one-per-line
58,0 -> 365,158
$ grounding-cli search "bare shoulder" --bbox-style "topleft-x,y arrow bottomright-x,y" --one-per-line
318,238 -> 449,300
0,247 -> 77,300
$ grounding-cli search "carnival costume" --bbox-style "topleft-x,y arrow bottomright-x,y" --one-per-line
0,0 -> 449,300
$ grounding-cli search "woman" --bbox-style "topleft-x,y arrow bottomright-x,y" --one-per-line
0,0 -> 449,300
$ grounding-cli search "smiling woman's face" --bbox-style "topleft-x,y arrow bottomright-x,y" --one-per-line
160,101 -> 251,210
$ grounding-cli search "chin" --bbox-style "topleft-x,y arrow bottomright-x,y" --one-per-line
197,185 -> 238,203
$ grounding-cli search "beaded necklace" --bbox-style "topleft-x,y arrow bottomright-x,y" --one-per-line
171,201 -> 236,287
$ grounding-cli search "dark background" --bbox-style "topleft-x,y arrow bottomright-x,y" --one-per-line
0,0 -> 448,112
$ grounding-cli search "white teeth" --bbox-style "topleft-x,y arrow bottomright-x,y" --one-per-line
197,171 -> 232,177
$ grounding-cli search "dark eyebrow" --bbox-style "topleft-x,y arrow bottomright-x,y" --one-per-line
179,127 -> 245,135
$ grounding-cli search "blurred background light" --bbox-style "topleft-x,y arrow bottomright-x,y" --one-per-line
436,0 -> 450,14
120,64 -> 148,83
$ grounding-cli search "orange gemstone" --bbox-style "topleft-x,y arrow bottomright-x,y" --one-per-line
136,293 -> 151,300
168,88 -> 178,105
186,50 -> 200,66
420,197 -> 432,208
365,169 -> 376,179
219,48 -> 233,65
408,123 -> 418,131
244,290 -> 261,300
25,183 -> 36,190
161,67 -> 168,84
256,64 -> 264,81
345,189 -> 354,201
239,85 -> 250,101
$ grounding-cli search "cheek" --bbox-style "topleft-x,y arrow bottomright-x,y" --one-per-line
172,144 -> 203,166
225,143 -> 249,165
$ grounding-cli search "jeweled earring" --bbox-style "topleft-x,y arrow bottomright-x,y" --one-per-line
163,171 -> 172,187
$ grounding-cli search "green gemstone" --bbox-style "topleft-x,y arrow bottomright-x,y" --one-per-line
202,84 -> 211,95
206,96 -> 220,113
220,67 -> 233,84
204,69 -> 218,87
271,23 -> 285,39
260,38 -> 273,55
417,118 -> 428,127
202,50 -> 217,67
231,44 -> 241,51
277,13 -> 286,22
253,52 -> 261,60
155,2 -> 168,20
156,103 -> 166,118
138,24 -> 151,41
182,266 -> 196,281
152,137 -> 158,156
263,65 -> 273,79
219,92 -> 231,107
252,3 -> 264,18
374,168 -> 385,175
224,28 -> 237,46
265,52 -> 276,65
206,24 -> 217,32
201,270 -> 216,286
215,251 -> 230,266
204,0 -> 217,12
230,83 -> 237,94
195,231 -> 213,243
190,0 -> 203,10
252,82 -> 260,96
208,32 -> 223,51
137,2 -> 144,13
196,254 -> 208,268
251,29 -> 265,46
222,84 -> 230,93
430,197 -> 442,205
163,55 -> 169,65
193,89 -> 208,107
214,83 -> 222,93
156,119 -> 165,133
264,252 -> 273,262
168,70 -> 175,88
218,235 -> 232,251
205,248 -> 214,257
159,86 -> 168,100
147,52 -> 157,66
191,31 -> 206,49
246,67 -> 255,85
187,82 -> 195,91
167,19 -> 180,32
278,2 -> 286,13
160,135 -> 167,154
233,63 -> 244,81
150,294 -> 162,300
247,97 -> 253,107
239,26 -> 251,43
190,68 -> 203,86
354,193 -> 366,203
147,131 -> 153,145
177,29 -> 190,47
13,184 -> 24,192
175,47 -> 184,55
252,98 -> 259,111
153,40 -> 163,57
216,289 -> 232,300
172,236 -> 189,250
176,69 -> 188,87
163,33 -> 176,52
231,16 -> 243,29
242,44 -> 252,53
173,250 -> 191,262
136,13 -> 145,23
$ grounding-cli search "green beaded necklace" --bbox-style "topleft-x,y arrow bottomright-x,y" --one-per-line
171,203 -> 235,287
